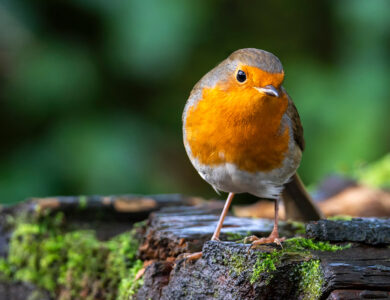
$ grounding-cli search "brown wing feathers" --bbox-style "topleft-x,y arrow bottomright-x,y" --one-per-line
286,94 -> 305,152
282,91 -> 323,221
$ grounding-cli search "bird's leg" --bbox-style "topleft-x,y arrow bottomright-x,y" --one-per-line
211,192 -> 235,241
181,193 -> 235,262
246,199 -> 285,247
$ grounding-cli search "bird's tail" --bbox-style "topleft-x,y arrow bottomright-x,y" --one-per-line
282,173 -> 323,221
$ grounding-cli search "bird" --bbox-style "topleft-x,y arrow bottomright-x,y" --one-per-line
182,48 -> 322,259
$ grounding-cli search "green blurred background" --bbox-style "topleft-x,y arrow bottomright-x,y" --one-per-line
0,0 -> 389,204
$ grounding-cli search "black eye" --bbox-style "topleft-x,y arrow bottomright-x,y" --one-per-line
236,70 -> 246,83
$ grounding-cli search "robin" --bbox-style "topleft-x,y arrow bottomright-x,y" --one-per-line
182,48 -> 322,259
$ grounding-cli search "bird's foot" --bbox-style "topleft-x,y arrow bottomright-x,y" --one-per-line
245,234 -> 285,248
177,251 -> 202,263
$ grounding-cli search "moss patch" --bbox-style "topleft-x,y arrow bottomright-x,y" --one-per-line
222,237 -> 349,286
0,212 -> 143,299
327,215 -> 353,221
225,232 -> 246,241
284,237 -> 351,252
250,250 -> 283,284
249,237 -> 350,285
117,260 -> 144,300
229,253 -> 247,275
295,260 -> 323,300
225,231 -> 252,242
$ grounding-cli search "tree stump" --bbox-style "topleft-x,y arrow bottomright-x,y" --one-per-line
137,206 -> 390,300
0,195 -> 390,299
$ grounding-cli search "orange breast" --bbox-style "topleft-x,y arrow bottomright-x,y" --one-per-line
185,80 -> 290,173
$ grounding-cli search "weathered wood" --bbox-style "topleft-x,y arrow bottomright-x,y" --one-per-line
138,209 -> 390,299
139,241 -> 308,300
139,203 -> 300,261
327,290 -> 390,300
2,194 -> 390,299
138,240 -> 390,300
319,246 -> 390,297
0,194 -> 201,242
136,261 -> 173,300
306,218 -> 390,245
4,194 -> 201,221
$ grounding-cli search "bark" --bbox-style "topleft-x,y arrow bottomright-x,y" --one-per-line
139,240 -> 390,300
138,202 -> 301,261
306,218 -> 390,245
1,194 -> 390,299
138,206 -> 390,299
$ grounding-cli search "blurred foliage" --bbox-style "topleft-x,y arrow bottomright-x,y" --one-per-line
0,0 -> 389,204
347,153 -> 390,189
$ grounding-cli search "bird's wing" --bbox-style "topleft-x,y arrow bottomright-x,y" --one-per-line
285,91 -> 305,151
282,89 -> 323,221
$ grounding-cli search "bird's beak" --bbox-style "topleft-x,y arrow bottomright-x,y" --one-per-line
254,85 -> 279,97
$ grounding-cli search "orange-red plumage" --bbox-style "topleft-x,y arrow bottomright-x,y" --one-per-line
185,67 -> 289,172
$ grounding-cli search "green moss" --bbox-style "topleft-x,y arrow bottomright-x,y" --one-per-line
225,231 -> 252,242
327,215 -> 353,221
58,230 -> 110,298
117,259 -> 144,300
250,250 -> 282,284
221,250 -> 251,279
229,253 -> 246,275
227,232 -> 249,242
105,232 -> 139,286
132,220 -> 147,229
5,213 -> 66,291
294,260 -> 323,300
0,212 -> 143,299
249,237 -> 350,285
226,232 -> 244,241
0,257 -> 12,279
284,237 -> 351,252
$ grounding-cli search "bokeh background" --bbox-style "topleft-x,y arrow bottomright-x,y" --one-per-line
0,0 -> 389,204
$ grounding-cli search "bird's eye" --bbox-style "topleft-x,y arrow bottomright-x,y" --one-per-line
236,70 -> 246,83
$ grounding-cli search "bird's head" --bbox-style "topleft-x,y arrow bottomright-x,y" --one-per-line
192,48 -> 287,118
227,48 -> 284,98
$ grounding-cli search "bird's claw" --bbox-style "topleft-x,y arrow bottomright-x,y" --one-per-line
177,251 -> 202,263
246,235 -> 286,250
244,235 -> 259,244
